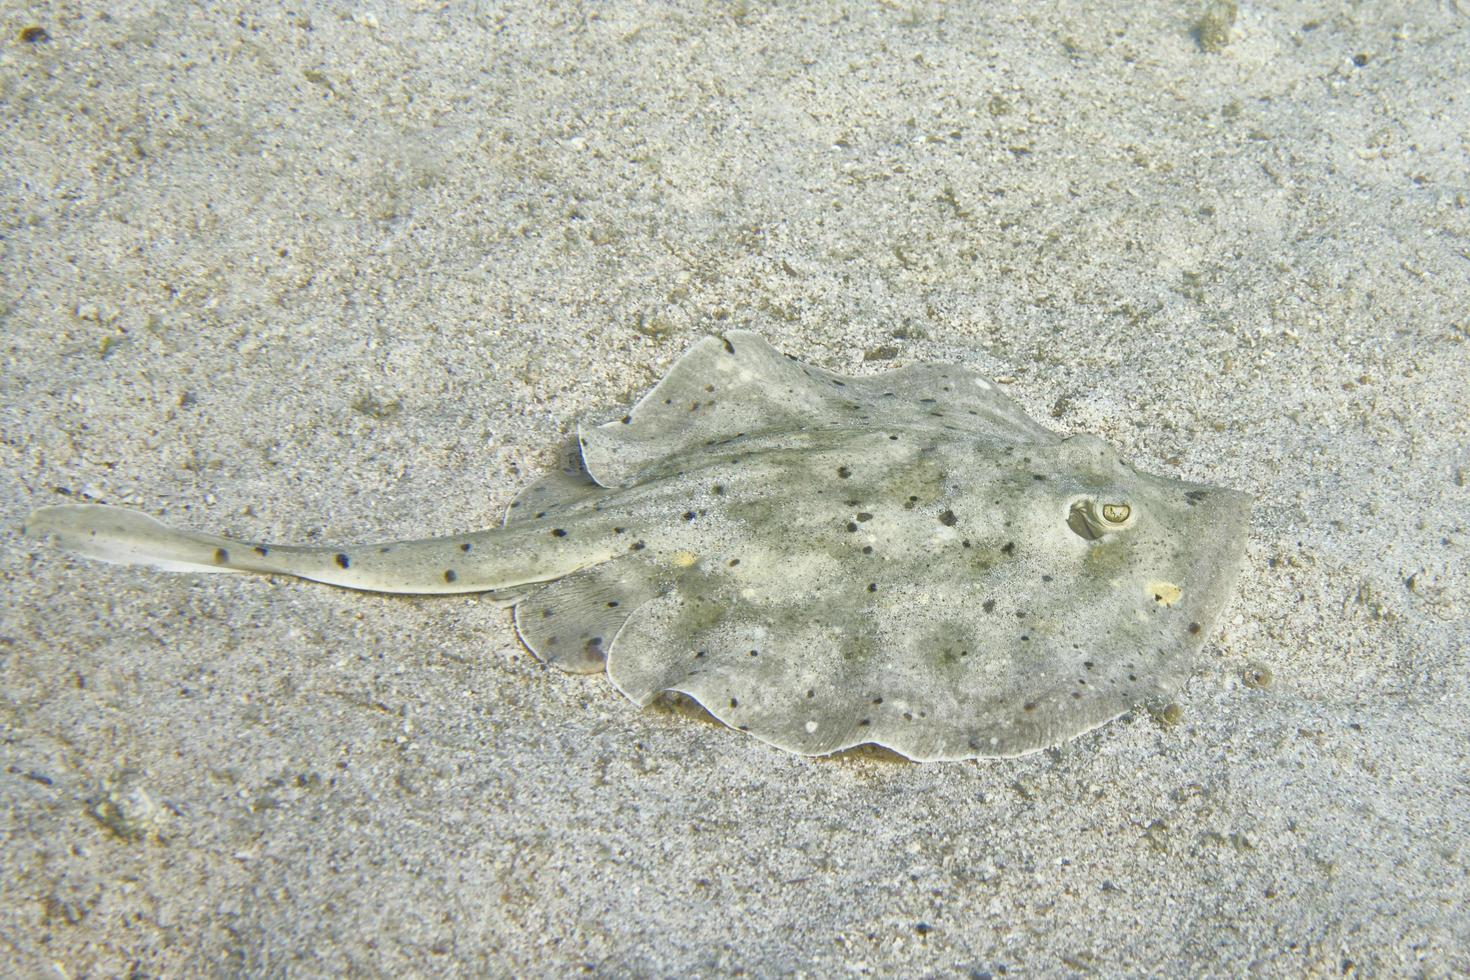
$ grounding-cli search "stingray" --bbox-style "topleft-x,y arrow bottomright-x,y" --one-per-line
23,331 -> 1251,760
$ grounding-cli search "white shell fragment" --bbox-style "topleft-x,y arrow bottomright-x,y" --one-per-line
24,331 -> 1252,760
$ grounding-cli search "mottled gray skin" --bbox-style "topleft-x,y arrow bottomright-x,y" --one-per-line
23,331 -> 1251,760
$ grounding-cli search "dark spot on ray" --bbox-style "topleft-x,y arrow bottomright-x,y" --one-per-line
728,558 -> 740,566
335,553 -> 350,569
962,540 -> 971,548
729,697 -> 739,708
630,541 -> 646,551
214,547 -> 230,564
695,650 -> 706,658
938,509 -> 958,527
1032,473 -> 1046,481
1188,622 -> 1202,634
379,546 -> 392,554
683,511 -> 696,521
552,528 -> 567,537
867,582 -> 877,592
873,697 -> 883,704
585,637 -> 603,657
723,337 -> 736,354
749,649 -> 759,657
1084,661 -> 1094,670
621,415 -> 632,424
535,511 -> 547,519
509,502 -> 520,509
1023,701 -> 1037,712
1042,574 -> 1053,582
606,600 -> 620,608
889,434 -> 899,441
837,466 -> 852,479
1128,673 -> 1137,682
460,542 -> 472,552
847,522 -> 859,532
1020,635 -> 1030,641
613,527 -> 626,534
983,599 -> 996,613
254,545 -> 269,556
918,397 -> 936,404
1001,541 -> 1016,555
444,569 -> 458,583
858,718 -> 871,726
862,545 -> 874,555
542,608 -> 554,618
806,689 -> 815,699
856,512 -> 873,521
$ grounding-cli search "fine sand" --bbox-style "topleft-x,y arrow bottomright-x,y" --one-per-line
3,3 -> 1466,974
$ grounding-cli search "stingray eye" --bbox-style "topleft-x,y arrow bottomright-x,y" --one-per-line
1068,498 -> 1134,540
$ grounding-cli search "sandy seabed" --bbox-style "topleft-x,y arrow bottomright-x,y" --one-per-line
2,2 -> 1466,975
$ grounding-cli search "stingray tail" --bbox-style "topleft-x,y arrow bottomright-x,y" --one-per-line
22,503 -> 605,597
23,504 -> 258,574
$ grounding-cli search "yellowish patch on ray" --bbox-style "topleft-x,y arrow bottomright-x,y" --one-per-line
1148,580 -> 1183,607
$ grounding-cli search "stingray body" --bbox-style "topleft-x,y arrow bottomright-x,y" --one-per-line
24,332 -> 1251,760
